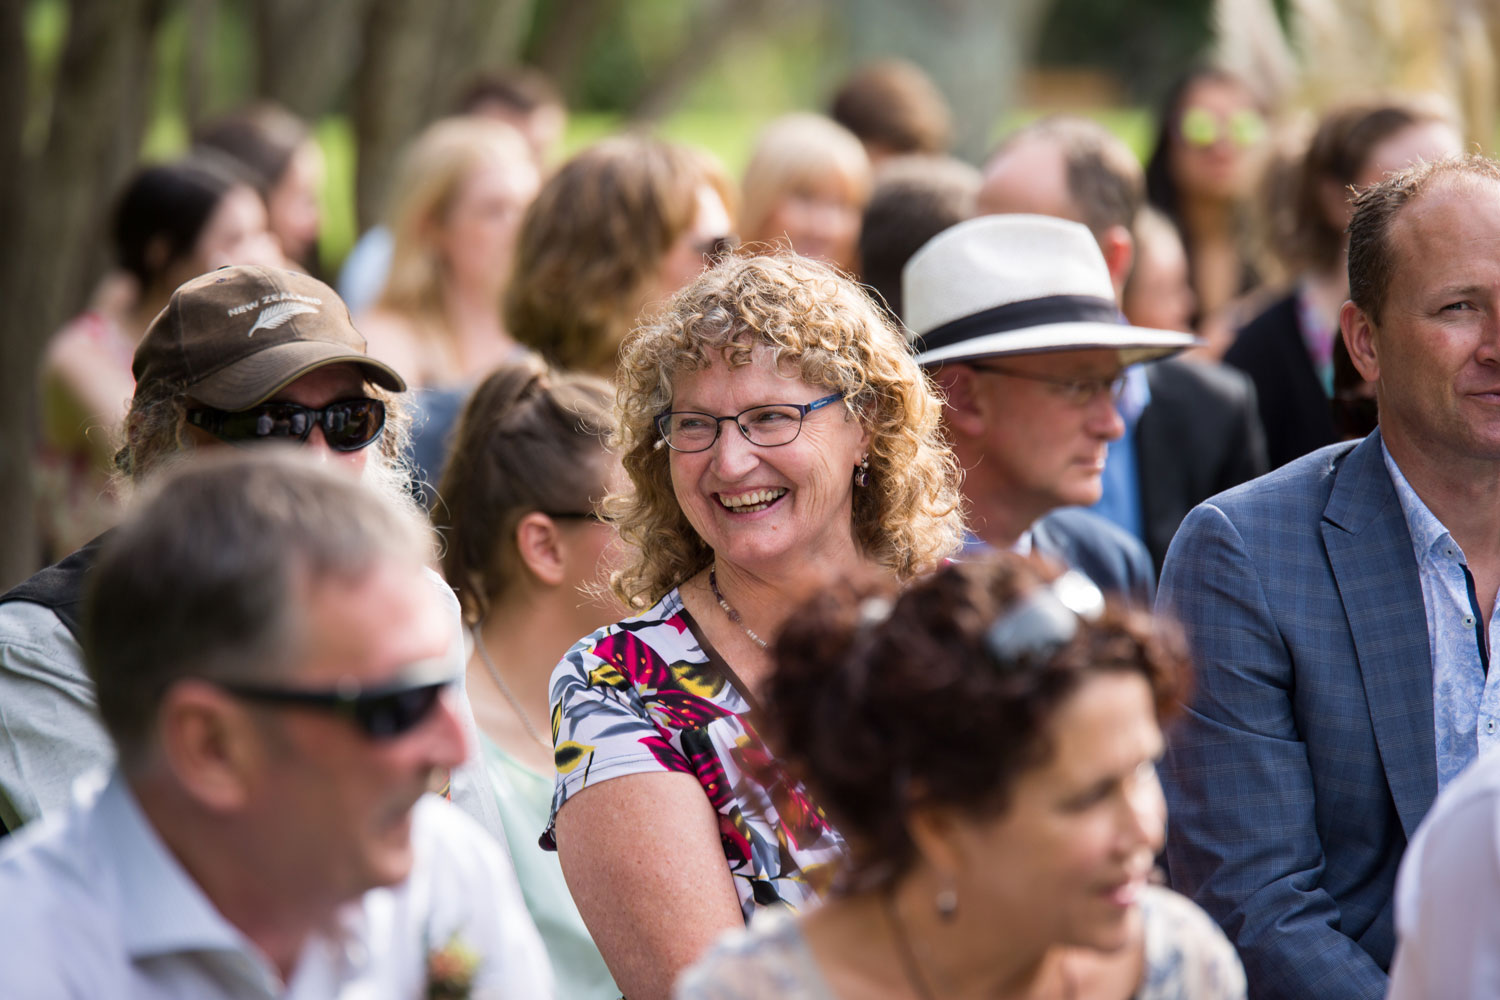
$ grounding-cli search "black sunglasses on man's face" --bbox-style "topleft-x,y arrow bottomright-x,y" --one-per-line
186,398 -> 386,452
215,673 -> 453,740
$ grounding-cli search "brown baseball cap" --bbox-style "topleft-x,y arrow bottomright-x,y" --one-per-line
132,265 -> 406,410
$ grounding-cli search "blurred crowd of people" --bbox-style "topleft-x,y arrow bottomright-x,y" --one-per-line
3,53 -> 1498,1000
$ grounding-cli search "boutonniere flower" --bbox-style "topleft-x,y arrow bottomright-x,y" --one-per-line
425,932 -> 481,999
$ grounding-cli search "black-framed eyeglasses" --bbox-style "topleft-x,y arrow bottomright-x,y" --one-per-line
186,398 -> 387,452
655,392 -> 845,453
967,362 -> 1126,406
983,570 -> 1105,669
216,673 -> 454,740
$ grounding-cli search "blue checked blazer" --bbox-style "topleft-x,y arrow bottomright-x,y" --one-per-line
1157,430 -> 1435,1000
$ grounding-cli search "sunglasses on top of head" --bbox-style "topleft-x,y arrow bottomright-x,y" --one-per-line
215,673 -> 454,740
186,397 -> 387,452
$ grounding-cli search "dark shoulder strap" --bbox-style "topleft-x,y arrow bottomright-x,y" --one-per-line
0,532 -> 110,642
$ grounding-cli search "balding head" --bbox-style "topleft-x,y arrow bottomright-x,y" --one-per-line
977,117 -> 1146,297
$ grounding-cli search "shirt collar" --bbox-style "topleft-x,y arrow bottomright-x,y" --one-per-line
1115,363 -> 1151,425
92,772 -> 250,961
1382,442 -> 1458,565
96,773 -> 372,989
960,528 -> 1033,556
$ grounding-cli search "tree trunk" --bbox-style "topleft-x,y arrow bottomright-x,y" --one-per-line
839,0 -> 1056,162
0,0 -> 33,588
466,0 -> 536,70
530,0 -> 618,101
183,0 -> 217,129
631,0 -> 790,121
0,0 -> 159,589
254,0 -> 373,118
352,0 -> 463,229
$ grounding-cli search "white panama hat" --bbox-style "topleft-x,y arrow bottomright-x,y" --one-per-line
901,214 -> 1199,367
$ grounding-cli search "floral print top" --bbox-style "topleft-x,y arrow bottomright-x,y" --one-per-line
674,885 -> 1247,1000
542,589 -> 845,921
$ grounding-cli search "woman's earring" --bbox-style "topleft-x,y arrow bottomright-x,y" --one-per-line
935,884 -> 958,922
854,455 -> 870,488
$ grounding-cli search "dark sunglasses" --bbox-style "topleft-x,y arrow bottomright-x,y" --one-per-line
217,674 -> 453,740
539,510 -> 605,522
186,398 -> 386,452
983,570 -> 1105,668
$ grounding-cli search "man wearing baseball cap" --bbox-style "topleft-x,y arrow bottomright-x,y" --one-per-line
902,213 -> 1197,599
0,266 -> 503,842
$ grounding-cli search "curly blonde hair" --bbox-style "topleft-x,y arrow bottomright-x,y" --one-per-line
608,252 -> 964,609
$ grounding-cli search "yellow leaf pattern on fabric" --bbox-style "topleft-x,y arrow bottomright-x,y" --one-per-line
587,663 -> 627,688
670,660 -> 725,698
554,740 -> 595,775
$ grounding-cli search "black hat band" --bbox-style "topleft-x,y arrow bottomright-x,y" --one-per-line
913,294 -> 1121,354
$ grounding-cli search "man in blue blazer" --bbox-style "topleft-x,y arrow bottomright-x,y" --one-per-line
1159,155 -> 1500,997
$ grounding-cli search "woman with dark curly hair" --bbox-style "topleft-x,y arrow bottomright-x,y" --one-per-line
543,252 -> 964,999
678,554 -> 1246,1000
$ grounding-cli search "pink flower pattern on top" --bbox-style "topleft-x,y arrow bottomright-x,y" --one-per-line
542,589 -> 845,920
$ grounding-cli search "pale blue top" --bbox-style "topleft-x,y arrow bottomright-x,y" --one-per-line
1384,445 -> 1500,790
1090,362 -> 1151,542
481,734 -> 620,1000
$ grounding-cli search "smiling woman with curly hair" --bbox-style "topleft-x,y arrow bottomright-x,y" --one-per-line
541,252 -> 963,1000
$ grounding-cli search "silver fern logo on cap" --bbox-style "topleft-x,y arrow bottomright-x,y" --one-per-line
247,301 -> 319,337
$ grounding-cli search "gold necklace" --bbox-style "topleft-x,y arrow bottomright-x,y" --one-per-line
470,624 -> 551,751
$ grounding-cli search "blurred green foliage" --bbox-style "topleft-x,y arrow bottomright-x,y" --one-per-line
1035,0 -> 1215,105
1035,0 -> 1291,105
21,0 -> 1167,272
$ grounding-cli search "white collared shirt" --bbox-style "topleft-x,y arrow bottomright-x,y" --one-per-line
0,773 -> 553,999
1383,446 -> 1500,790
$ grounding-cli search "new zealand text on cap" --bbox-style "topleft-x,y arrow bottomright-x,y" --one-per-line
132,265 -> 406,411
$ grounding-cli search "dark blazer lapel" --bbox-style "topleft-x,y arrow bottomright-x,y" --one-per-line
1321,431 -> 1436,837
1133,373 -> 1173,567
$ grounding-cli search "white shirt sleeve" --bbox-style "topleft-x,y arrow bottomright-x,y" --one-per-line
1389,752 -> 1500,999
0,600 -> 115,831
414,796 -> 554,999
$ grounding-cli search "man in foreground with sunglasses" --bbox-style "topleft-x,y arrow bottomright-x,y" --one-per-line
0,265 -> 503,845
901,213 -> 1197,603
0,451 -> 552,996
